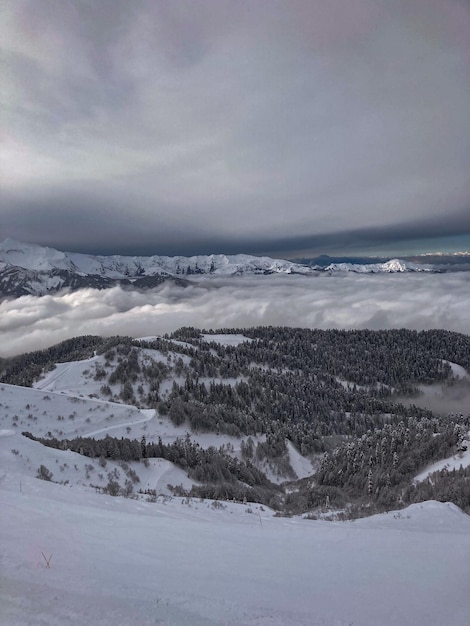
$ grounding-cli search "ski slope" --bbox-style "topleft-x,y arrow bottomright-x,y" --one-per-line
1,475 -> 469,626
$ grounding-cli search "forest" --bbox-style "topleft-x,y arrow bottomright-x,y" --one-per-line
2,326 -> 469,516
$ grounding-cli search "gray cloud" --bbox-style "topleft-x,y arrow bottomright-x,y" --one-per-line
1,273 -> 470,357
1,0 -> 469,256
2,186 -> 470,257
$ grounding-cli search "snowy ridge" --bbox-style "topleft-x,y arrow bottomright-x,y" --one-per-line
0,238 -> 78,272
0,238 -> 439,298
325,258 -> 434,273
0,238 -> 313,279
0,238 -> 315,298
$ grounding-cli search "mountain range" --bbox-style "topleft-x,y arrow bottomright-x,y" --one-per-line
0,238 -> 436,298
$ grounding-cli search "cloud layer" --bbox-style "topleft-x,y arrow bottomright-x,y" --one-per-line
1,273 -> 469,357
2,0 -> 469,256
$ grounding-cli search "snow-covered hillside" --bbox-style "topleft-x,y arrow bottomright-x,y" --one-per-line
1,352 -> 469,625
1,473 -> 469,626
0,332 -> 317,485
1,334 -> 470,624
414,432 -> 470,482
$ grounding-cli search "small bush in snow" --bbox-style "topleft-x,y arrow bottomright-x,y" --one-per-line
37,465 -> 53,481
211,500 -> 226,510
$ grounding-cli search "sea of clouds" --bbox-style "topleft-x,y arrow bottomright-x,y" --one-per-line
1,272 -> 470,357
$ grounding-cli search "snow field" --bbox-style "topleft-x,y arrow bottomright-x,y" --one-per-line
1,474 -> 469,626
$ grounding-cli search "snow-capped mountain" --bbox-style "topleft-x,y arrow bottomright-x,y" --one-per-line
325,258 -> 434,273
0,238 -> 435,298
0,238 -> 314,297
0,238 -> 314,276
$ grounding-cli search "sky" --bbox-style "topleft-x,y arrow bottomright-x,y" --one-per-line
1,0 -> 470,258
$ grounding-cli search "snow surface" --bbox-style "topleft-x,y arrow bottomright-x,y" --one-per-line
286,440 -> 315,479
1,473 -> 469,626
446,360 -> 470,380
0,238 -> 75,272
414,433 -> 470,482
202,333 -> 252,346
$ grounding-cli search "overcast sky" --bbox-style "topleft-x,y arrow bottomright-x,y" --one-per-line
1,0 -> 469,258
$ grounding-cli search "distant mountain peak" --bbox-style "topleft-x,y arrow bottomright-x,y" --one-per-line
325,258 -> 433,274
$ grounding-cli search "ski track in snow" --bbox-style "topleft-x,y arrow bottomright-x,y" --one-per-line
81,409 -> 156,438
34,356 -> 98,392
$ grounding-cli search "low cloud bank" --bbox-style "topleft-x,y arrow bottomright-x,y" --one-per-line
399,380 -> 470,417
1,273 -> 470,357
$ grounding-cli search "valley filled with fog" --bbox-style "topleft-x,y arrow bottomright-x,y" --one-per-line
2,272 -> 470,358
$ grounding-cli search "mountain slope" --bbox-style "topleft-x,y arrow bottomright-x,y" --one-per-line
2,327 -> 469,510
1,471 -> 469,626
